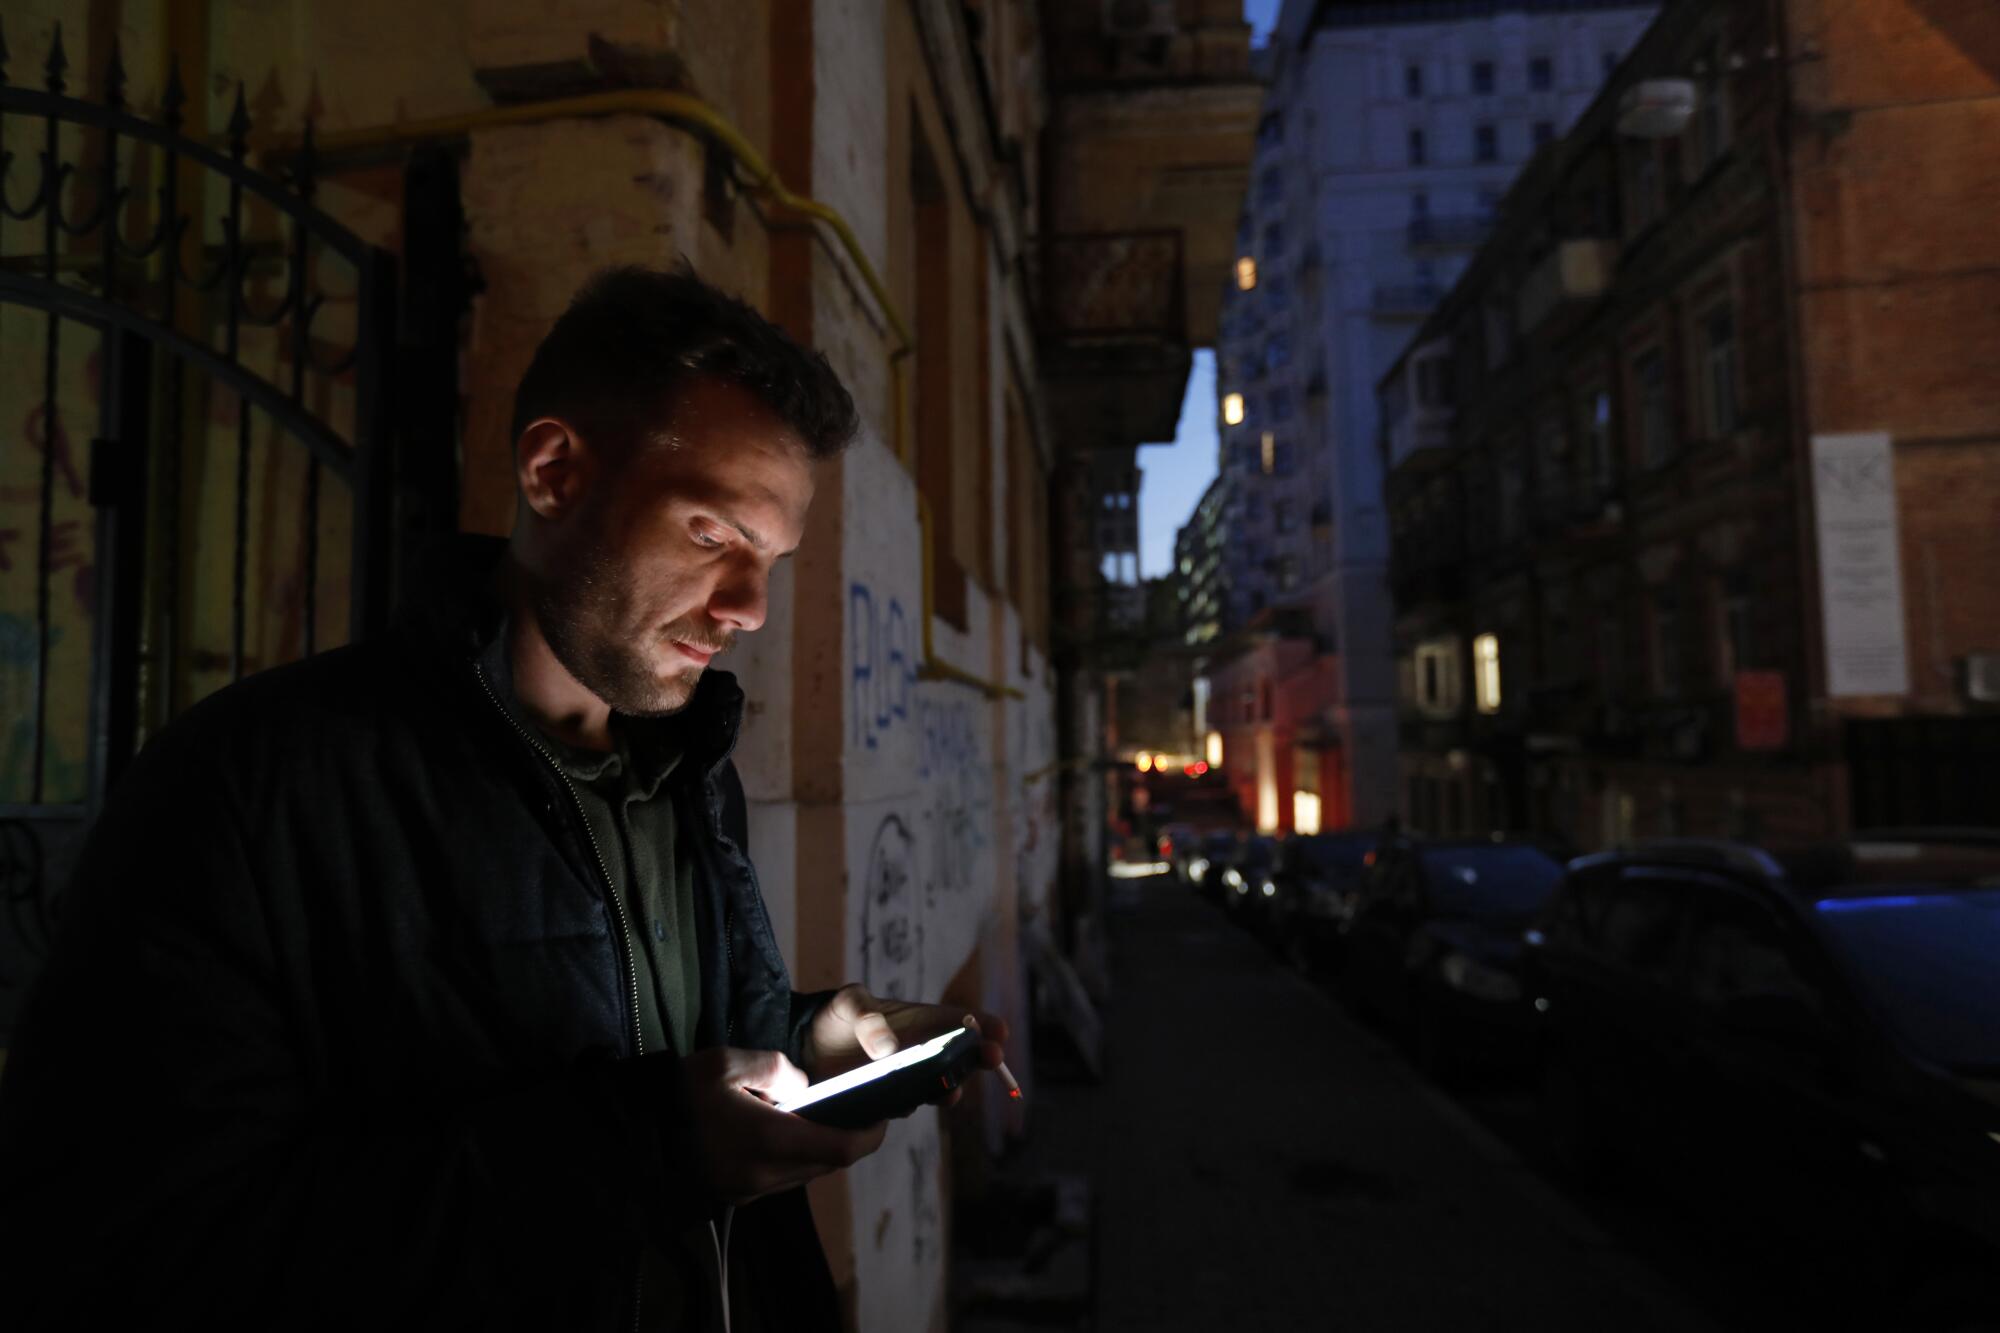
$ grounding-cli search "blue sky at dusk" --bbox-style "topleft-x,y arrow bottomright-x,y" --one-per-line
1137,1 -> 1279,577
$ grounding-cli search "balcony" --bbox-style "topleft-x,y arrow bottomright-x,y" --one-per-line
1037,230 -> 1192,448
1516,239 -> 1618,333
1388,403 -> 1455,473
1406,214 -> 1489,253
1371,282 -> 1444,320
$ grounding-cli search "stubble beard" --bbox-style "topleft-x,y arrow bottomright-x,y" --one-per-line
532,536 -> 709,718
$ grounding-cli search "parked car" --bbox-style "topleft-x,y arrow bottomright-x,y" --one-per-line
1340,835 -> 1567,1077
1183,830 -> 1241,896
1526,836 -> 2000,1326
1156,823 -> 1200,882
1260,830 -> 1382,969
1215,835 -> 1281,921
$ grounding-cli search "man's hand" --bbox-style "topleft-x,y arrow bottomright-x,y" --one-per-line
683,1046 -> 886,1206
804,984 -> 1011,1108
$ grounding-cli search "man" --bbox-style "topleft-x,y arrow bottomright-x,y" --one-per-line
0,266 -> 1006,1329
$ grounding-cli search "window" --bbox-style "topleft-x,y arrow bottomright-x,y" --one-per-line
1406,63 -> 1424,98
1416,641 -> 1459,715
1278,555 -> 1300,590
1262,222 -> 1285,258
1222,392 -> 1245,426
1475,123 -> 1498,163
1715,573 -> 1753,684
1702,303 -> 1738,438
1257,110 -> 1284,148
1602,50 -> 1620,78
1263,332 -> 1292,374
1260,430 -> 1276,475
1535,413 -> 1568,511
1411,190 -> 1430,218
1497,451 -> 1525,541
1533,121 -> 1556,148
1629,145 -> 1663,228
1591,878 -> 1688,983
1529,56 -> 1553,91
1697,38 -> 1732,169
1259,166 -> 1283,205
1598,611 -> 1624,700
1274,498 -> 1294,532
1477,188 -> 1501,218
1472,60 -> 1495,95
1687,898 -> 1822,1015
1652,590 -> 1681,697
1236,256 -> 1258,291
1408,128 -> 1427,166
1262,272 -> 1290,308
1474,633 -> 1502,713
1634,347 -> 1674,468
1415,352 -> 1451,408
1268,387 -> 1294,423
1581,386 -> 1614,494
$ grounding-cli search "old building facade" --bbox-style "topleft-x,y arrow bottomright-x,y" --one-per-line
1379,0 -> 2000,850
1200,0 -> 1656,838
0,1 -> 1253,1326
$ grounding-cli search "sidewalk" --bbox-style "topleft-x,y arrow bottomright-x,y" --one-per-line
963,876 -> 1716,1333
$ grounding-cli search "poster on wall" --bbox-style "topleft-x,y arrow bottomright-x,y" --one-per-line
1810,432 -> 1909,697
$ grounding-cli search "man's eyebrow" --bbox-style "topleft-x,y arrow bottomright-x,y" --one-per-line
723,515 -> 770,551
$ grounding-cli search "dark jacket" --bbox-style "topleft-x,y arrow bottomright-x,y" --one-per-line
0,538 -> 841,1330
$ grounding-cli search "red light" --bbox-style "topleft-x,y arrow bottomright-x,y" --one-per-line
1158,836 -> 1174,857
1183,763 -> 1199,776
1193,761 -> 1209,776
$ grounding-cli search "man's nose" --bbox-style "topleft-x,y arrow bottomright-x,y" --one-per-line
707,559 -> 768,633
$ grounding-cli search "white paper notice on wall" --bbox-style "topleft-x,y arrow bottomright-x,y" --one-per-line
1811,432 -> 1909,697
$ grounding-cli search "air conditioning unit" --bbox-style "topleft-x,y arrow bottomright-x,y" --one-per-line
1102,0 -> 1177,39
1617,79 -> 1698,139
1965,653 -> 2000,703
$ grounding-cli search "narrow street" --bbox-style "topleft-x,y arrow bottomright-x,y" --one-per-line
972,874 -> 1717,1332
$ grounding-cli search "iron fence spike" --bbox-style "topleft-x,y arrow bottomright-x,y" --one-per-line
105,37 -> 127,110
162,58 -> 186,128
227,81 -> 251,153
297,117 -> 318,198
46,21 -> 67,94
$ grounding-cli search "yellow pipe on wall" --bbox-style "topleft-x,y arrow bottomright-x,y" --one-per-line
296,89 -> 1011,698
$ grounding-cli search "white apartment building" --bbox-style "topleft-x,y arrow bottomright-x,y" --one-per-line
1211,0 -> 1657,828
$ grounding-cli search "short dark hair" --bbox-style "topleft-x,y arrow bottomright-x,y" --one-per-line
509,264 -> 858,460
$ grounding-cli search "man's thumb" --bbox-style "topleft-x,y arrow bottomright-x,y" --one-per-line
728,1047 -> 809,1101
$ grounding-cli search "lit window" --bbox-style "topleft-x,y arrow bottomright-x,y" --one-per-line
1236,257 -> 1258,290
1294,790 -> 1323,836
1206,730 -> 1224,768
1474,633 -> 1502,713
1261,431 -> 1276,475
1222,393 -> 1245,426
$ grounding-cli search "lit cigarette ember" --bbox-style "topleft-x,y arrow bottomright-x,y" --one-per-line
996,1061 -> 1021,1100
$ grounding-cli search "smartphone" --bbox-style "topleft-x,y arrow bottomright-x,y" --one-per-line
775,1027 -> 983,1129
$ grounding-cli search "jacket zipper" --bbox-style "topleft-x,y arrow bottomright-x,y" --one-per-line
473,662 -> 646,1332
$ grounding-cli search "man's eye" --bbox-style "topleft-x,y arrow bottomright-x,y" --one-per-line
692,527 -> 724,549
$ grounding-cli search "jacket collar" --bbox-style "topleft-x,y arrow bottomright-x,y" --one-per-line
398,534 -> 746,781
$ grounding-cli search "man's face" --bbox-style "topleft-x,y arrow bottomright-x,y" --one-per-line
528,376 -> 817,716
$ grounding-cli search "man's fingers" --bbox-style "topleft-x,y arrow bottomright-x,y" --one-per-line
726,1048 -> 810,1102
964,1009 -> 1009,1048
828,984 -> 880,1023
853,1009 -> 899,1060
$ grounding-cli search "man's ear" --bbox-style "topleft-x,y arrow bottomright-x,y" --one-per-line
516,417 -> 594,519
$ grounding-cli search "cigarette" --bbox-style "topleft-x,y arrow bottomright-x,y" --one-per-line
996,1061 -> 1021,1100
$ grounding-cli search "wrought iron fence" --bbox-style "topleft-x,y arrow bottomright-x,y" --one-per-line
0,22 -> 396,1010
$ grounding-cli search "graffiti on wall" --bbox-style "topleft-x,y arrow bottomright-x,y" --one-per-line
860,813 -> 921,1000
915,693 -> 993,905
849,581 -> 915,752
